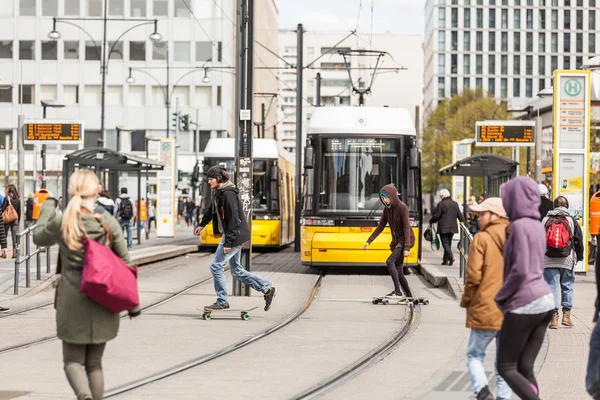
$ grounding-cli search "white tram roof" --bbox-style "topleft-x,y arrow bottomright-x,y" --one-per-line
203,138 -> 295,165
308,106 -> 416,136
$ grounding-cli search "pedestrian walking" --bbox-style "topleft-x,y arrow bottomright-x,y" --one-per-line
96,190 -> 115,215
495,177 -> 554,400
177,196 -> 185,226
32,170 -> 140,400
147,199 -> 156,234
586,254 -> 600,399
429,189 -> 465,265
363,184 -> 415,297
538,183 -> 554,220
542,196 -> 584,329
2,184 -> 20,259
186,198 -> 195,227
114,188 -> 135,250
25,192 -> 34,229
194,165 -> 277,311
0,204 -> 9,310
460,197 -> 511,400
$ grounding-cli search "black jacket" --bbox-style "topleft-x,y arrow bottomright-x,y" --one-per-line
198,185 -> 250,248
25,197 -> 34,221
538,196 -> 554,221
367,184 -> 414,251
429,197 -> 465,234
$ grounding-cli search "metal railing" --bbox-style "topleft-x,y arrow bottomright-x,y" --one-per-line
457,222 -> 474,283
13,224 -> 53,295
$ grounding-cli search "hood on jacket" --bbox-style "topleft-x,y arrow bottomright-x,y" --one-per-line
379,184 -> 400,208
119,193 -> 131,199
216,180 -> 237,195
546,207 -> 570,218
96,196 -> 115,207
500,177 -> 540,221
482,217 -> 509,251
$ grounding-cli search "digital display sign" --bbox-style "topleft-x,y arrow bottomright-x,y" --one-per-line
24,120 -> 83,144
475,121 -> 535,147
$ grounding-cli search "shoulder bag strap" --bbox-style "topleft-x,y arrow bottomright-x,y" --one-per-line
80,207 -> 113,247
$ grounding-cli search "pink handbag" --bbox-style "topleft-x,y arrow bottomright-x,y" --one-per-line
79,216 -> 139,313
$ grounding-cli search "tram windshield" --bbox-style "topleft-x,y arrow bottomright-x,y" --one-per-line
253,159 -> 279,214
317,137 -> 400,213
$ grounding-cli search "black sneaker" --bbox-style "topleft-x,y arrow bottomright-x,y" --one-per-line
204,302 -> 230,311
264,287 -> 277,311
441,260 -> 449,266
448,258 -> 455,266
476,386 -> 494,400
403,267 -> 412,275
385,291 -> 402,297
0,306 -> 9,312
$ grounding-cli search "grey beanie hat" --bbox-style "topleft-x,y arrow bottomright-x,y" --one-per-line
207,165 -> 226,180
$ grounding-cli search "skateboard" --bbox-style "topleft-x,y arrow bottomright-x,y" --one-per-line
372,296 -> 429,306
198,306 -> 259,321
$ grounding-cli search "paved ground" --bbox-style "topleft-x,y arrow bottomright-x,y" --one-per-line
0,237 -> 596,399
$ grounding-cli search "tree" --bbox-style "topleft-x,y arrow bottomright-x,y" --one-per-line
421,90 -> 510,195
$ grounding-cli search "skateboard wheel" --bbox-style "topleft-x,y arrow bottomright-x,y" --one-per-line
383,300 -> 390,305
423,300 -> 430,305
241,313 -> 250,321
372,299 -> 379,304
203,313 -> 212,321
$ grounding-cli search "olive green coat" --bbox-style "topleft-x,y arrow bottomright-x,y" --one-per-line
33,198 -> 133,344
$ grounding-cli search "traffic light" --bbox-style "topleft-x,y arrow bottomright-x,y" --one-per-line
181,114 -> 189,131
177,169 -> 183,182
191,162 -> 200,186
171,112 -> 179,130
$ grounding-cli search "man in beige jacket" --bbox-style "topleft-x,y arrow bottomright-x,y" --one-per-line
460,198 -> 511,400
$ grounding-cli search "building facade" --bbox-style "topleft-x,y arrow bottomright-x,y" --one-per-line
424,0 -> 598,114
0,0 -> 278,199
277,30 -> 424,152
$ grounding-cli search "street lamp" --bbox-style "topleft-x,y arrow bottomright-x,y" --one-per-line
202,68 -> 210,84
144,136 -> 160,239
115,125 -> 134,152
40,99 -> 65,190
48,15 -> 161,147
537,87 -> 553,98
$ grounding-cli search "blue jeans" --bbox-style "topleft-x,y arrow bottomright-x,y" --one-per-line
586,315 -> 600,397
467,329 -> 512,400
543,268 -> 574,311
119,219 -> 133,249
211,237 -> 272,305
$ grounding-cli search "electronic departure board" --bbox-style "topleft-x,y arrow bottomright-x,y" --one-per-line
475,121 -> 535,147
23,120 -> 84,144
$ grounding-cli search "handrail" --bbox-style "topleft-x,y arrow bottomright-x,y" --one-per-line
457,222 -> 473,283
13,224 -> 53,295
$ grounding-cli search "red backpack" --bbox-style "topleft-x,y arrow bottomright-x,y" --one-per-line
544,215 -> 573,258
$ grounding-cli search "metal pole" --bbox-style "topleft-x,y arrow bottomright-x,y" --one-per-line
316,72 -> 321,107
46,246 -> 51,274
175,97 -> 180,140
36,244 -> 41,280
137,171 -> 141,245
17,115 -> 25,233
535,115 -> 543,182
13,242 -> 19,295
166,43 -> 170,138
260,102 -> 265,138
145,139 -> 150,240
4,135 -> 8,186
116,128 -> 120,152
100,0 -> 108,145
244,0 -> 255,297
25,231 -> 30,288
294,23 -> 304,252
41,107 -> 46,188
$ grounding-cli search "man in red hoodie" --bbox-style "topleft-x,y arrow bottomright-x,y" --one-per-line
363,184 -> 415,297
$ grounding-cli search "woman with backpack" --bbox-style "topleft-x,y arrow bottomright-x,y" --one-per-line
33,170 -> 139,400
363,184 -> 415,297
2,184 -> 20,258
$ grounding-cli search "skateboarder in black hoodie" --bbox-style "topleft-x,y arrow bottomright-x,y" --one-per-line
363,184 -> 415,297
195,165 -> 277,311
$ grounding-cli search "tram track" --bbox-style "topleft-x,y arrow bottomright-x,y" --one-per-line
0,260 -> 224,355
292,302 -> 420,399
104,271 -> 326,398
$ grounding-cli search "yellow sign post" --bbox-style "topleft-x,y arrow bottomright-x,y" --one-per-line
553,70 -> 591,272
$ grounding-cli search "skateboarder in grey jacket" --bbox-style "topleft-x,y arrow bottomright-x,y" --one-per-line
195,165 -> 277,311
363,184 -> 415,297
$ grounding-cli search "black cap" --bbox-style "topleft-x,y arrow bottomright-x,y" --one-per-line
207,165 -> 226,180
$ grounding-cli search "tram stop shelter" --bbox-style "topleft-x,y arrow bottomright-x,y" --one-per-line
62,148 -> 165,246
439,153 -> 519,209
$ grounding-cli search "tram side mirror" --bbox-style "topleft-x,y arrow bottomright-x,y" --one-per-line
304,146 -> 314,169
409,147 -> 419,170
270,162 -> 278,180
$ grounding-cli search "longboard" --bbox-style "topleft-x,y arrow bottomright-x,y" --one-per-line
198,306 -> 259,321
372,296 -> 429,306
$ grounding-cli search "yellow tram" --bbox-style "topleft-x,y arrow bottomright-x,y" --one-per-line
199,138 -> 296,248
301,107 -> 423,267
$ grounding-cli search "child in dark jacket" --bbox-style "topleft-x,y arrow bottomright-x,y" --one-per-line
363,184 -> 415,297
495,177 -> 553,400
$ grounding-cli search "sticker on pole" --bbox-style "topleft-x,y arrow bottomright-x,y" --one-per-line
240,110 -> 251,121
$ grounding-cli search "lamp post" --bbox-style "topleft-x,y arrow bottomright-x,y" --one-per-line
40,99 -> 65,190
48,6 -> 162,145
144,136 -> 160,239
115,125 -> 134,152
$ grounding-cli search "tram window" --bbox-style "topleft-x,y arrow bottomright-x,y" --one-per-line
318,138 -> 399,213
253,160 -> 268,211
269,161 -> 279,211
303,167 -> 314,211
